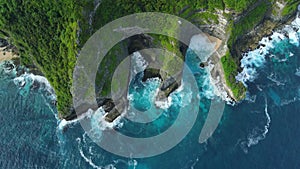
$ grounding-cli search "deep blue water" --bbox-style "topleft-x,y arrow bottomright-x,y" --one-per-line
1,21 -> 300,168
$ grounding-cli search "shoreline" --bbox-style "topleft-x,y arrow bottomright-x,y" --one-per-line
204,33 -> 237,102
3,8 -> 299,121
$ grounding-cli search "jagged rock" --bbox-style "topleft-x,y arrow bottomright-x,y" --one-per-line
157,79 -> 179,99
142,68 -> 161,82
105,107 -> 121,123
31,80 -> 40,90
199,62 -> 209,68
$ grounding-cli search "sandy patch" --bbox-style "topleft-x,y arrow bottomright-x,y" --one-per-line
0,46 -> 19,62
204,33 -> 222,51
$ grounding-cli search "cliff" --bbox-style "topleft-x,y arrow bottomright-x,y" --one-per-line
0,0 -> 298,120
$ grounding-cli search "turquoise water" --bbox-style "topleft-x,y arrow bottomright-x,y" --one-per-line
1,21 -> 300,168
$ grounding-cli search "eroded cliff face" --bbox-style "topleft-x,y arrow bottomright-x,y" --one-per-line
60,0 -> 299,120
98,34 -> 186,122
74,1 -> 299,121
231,2 -> 297,63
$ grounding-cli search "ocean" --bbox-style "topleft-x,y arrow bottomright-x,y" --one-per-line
0,18 -> 300,169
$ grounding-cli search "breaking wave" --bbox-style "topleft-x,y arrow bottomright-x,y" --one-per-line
237,17 -> 300,84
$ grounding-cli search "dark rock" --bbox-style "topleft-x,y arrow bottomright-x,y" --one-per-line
31,80 -> 40,90
199,62 -> 209,68
64,112 -> 78,121
157,80 -> 179,99
51,100 -> 57,106
101,99 -> 115,112
104,98 -> 127,123
105,107 -> 121,123
0,38 -> 8,48
3,61 -> 15,71
268,36 -> 273,41
128,34 -> 153,55
142,68 -> 162,82
284,32 -> 289,38
161,76 -> 176,91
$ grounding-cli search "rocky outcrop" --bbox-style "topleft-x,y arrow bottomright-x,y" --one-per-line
142,67 -> 180,99
68,2 -> 299,122
100,34 -> 186,122
231,4 -> 297,63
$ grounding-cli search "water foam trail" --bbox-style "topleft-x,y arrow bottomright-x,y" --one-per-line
76,133 -> 138,169
77,137 -> 117,169
241,96 -> 271,153
237,17 -> 300,85
58,106 -> 125,133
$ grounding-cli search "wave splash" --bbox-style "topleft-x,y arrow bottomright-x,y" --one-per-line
237,17 -> 300,85
188,34 -> 230,102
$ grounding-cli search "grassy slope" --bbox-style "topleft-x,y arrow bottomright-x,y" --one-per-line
282,0 -> 299,16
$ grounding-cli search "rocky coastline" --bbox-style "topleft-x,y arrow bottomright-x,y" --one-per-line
2,2 -> 299,123
68,9 -> 299,123
231,6 -> 298,65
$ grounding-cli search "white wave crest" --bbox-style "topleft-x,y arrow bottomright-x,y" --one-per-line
13,73 -> 56,100
237,17 -> 300,84
295,68 -> 300,77
155,96 -> 173,109
131,51 -> 148,76
58,109 -> 94,131
58,106 -> 124,132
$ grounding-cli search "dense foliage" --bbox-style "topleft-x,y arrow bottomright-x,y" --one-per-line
228,1 -> 269,49
221,52 -> 246,100
0,0 -> 83,117
0,0 -> 298,118
222,1 -> 269,99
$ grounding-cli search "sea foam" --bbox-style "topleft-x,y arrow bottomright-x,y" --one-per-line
241,97 -> 271,153
237,17 -> 300,85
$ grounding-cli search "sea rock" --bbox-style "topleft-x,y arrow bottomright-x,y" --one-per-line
142,68 -> 161,82
199,62 -> 209,68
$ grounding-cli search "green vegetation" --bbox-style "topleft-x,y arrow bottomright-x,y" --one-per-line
223,0 -> 257,12
0,0 -> 298,118
228,1 -> 269,49
95,42 -> 125,97
0,0 -> 84,117
282,0 -> 299,16
222,1 -> 268,100
89,0 -> 228,32
88,0 -> 230,99
221,53 -> 246,100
